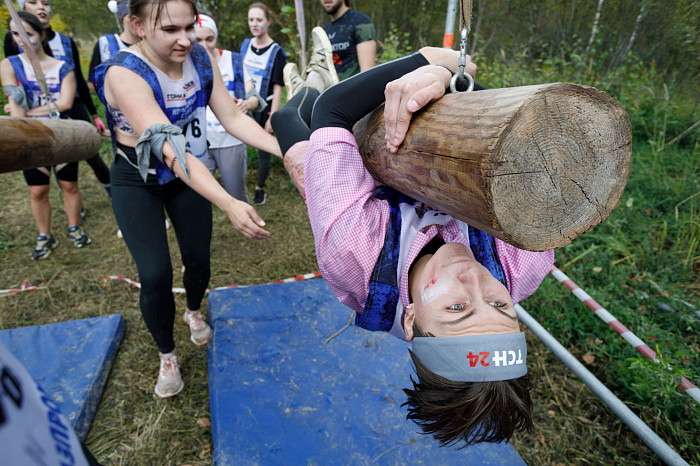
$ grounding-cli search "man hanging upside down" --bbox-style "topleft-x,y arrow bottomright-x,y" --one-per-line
272,28 -> 554,447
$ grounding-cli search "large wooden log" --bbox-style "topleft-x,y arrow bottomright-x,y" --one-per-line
0,116 -> 102,174
353,83 -> 632,252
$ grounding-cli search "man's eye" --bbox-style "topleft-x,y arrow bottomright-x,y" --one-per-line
448,303 -> 464,311
489,301 -> 506,308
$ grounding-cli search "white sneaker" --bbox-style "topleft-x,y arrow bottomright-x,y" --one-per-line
283,63 -> 305,101
154,352 -> 184,398
305,27 -> 339,89
183,310 -> 212,346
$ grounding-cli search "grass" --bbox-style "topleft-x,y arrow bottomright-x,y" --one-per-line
1,47 -> 698,464
1,136 -> 697,464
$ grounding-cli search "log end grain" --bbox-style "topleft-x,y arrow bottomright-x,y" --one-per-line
490,83 -> 632,251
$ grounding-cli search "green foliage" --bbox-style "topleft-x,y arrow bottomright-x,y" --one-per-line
376,26 -> 413,64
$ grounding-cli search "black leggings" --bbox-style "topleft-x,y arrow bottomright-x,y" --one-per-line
272,52 -> 484,153
70,101 -> 111,186
253,109 -> 271,188
111,145 -> 211,353
271,53 -> 430,152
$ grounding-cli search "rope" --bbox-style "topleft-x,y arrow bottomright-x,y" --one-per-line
459,0 -> 472,34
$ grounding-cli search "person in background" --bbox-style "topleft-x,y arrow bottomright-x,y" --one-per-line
320,0 -> 376,80
240,2 -> 286,205
195,11 -> 263,202
88,1 -> 139,91
4,0 -> 113,197
1,11 -> 91,258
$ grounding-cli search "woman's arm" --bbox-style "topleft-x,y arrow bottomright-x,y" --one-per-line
1,58 -> 27,117
207,58 -> 281,156
25,70 -> 76,117
105,65 -> 270,239
264,82 -> 282,132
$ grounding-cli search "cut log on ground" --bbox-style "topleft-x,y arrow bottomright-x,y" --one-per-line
0,116 -> 102,174
353,83 -> 632,252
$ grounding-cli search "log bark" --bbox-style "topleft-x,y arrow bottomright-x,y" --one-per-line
0,116 -> 102,174
353,82 -> 632,251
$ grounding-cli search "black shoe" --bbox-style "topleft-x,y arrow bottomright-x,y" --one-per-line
32,234 -> 58,260
67,225 -> 91,248
254,189 -> 267,205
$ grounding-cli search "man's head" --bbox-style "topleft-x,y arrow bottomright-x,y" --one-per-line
404,242 -> 518,340
402,242 -> 532,446
320,0 -> 349,18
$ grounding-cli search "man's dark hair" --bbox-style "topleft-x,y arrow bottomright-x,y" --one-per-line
402,326 -> 533,447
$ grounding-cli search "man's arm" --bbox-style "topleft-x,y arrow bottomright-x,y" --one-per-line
356,40 -> 376,72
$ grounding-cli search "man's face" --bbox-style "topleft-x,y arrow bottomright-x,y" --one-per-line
320,0 -> 344,16
404,243 -> 520,340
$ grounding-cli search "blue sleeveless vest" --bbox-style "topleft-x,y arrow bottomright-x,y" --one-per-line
98,34 -> 126,62
239,38 -> 285,100
93,44 -> 214,184
8,55 -> 72,118
357,186 -> 508,332
227,51 -> 246,99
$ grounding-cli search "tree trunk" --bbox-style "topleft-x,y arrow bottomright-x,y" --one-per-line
353,83 -> 632,252
0,116 -> 102,174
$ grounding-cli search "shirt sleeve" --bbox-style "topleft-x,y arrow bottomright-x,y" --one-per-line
305,127 -> 390,313
354,12 -> 377,43
87,42 -> 101,85
69,37 -> 97,115
495,239 -> 554,304
270,49 -> 286,86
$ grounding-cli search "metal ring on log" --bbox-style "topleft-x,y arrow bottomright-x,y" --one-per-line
353,82 -> 632,252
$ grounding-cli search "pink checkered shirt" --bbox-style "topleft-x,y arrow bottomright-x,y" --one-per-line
305,128 -> 554,318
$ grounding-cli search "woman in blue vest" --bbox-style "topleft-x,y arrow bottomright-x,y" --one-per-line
3,0 -> 113,196
93,0 -> 281,398
1,12 -> 91,259
87,1 -> 139,91
195,11 -> 263,202
240,2 -> 286,205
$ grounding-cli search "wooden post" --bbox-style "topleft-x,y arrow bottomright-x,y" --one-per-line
353,83 -> 632,252
0,116 -> 102,174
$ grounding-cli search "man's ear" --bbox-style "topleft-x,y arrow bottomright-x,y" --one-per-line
403,304 -> 415,341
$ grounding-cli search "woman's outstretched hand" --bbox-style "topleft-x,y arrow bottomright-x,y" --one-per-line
225,199 -> 271,240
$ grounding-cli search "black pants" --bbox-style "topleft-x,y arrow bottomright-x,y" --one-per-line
111,145 -> 211,353
253,108 -> 272,188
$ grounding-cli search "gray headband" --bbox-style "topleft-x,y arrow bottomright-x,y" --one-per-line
412,332 -> 527,382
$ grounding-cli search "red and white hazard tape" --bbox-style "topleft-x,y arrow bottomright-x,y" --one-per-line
101,271 -> 323,295
550,265 -> 700,405
0,280 -> 48,295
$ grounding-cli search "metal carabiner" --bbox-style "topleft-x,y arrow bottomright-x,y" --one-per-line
449,27 -> 474,93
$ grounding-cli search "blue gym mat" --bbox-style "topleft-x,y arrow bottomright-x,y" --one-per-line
0,314 -> 125,441
207,279 -> 525,465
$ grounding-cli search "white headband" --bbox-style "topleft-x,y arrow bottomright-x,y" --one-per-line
195,14 -> 217,39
